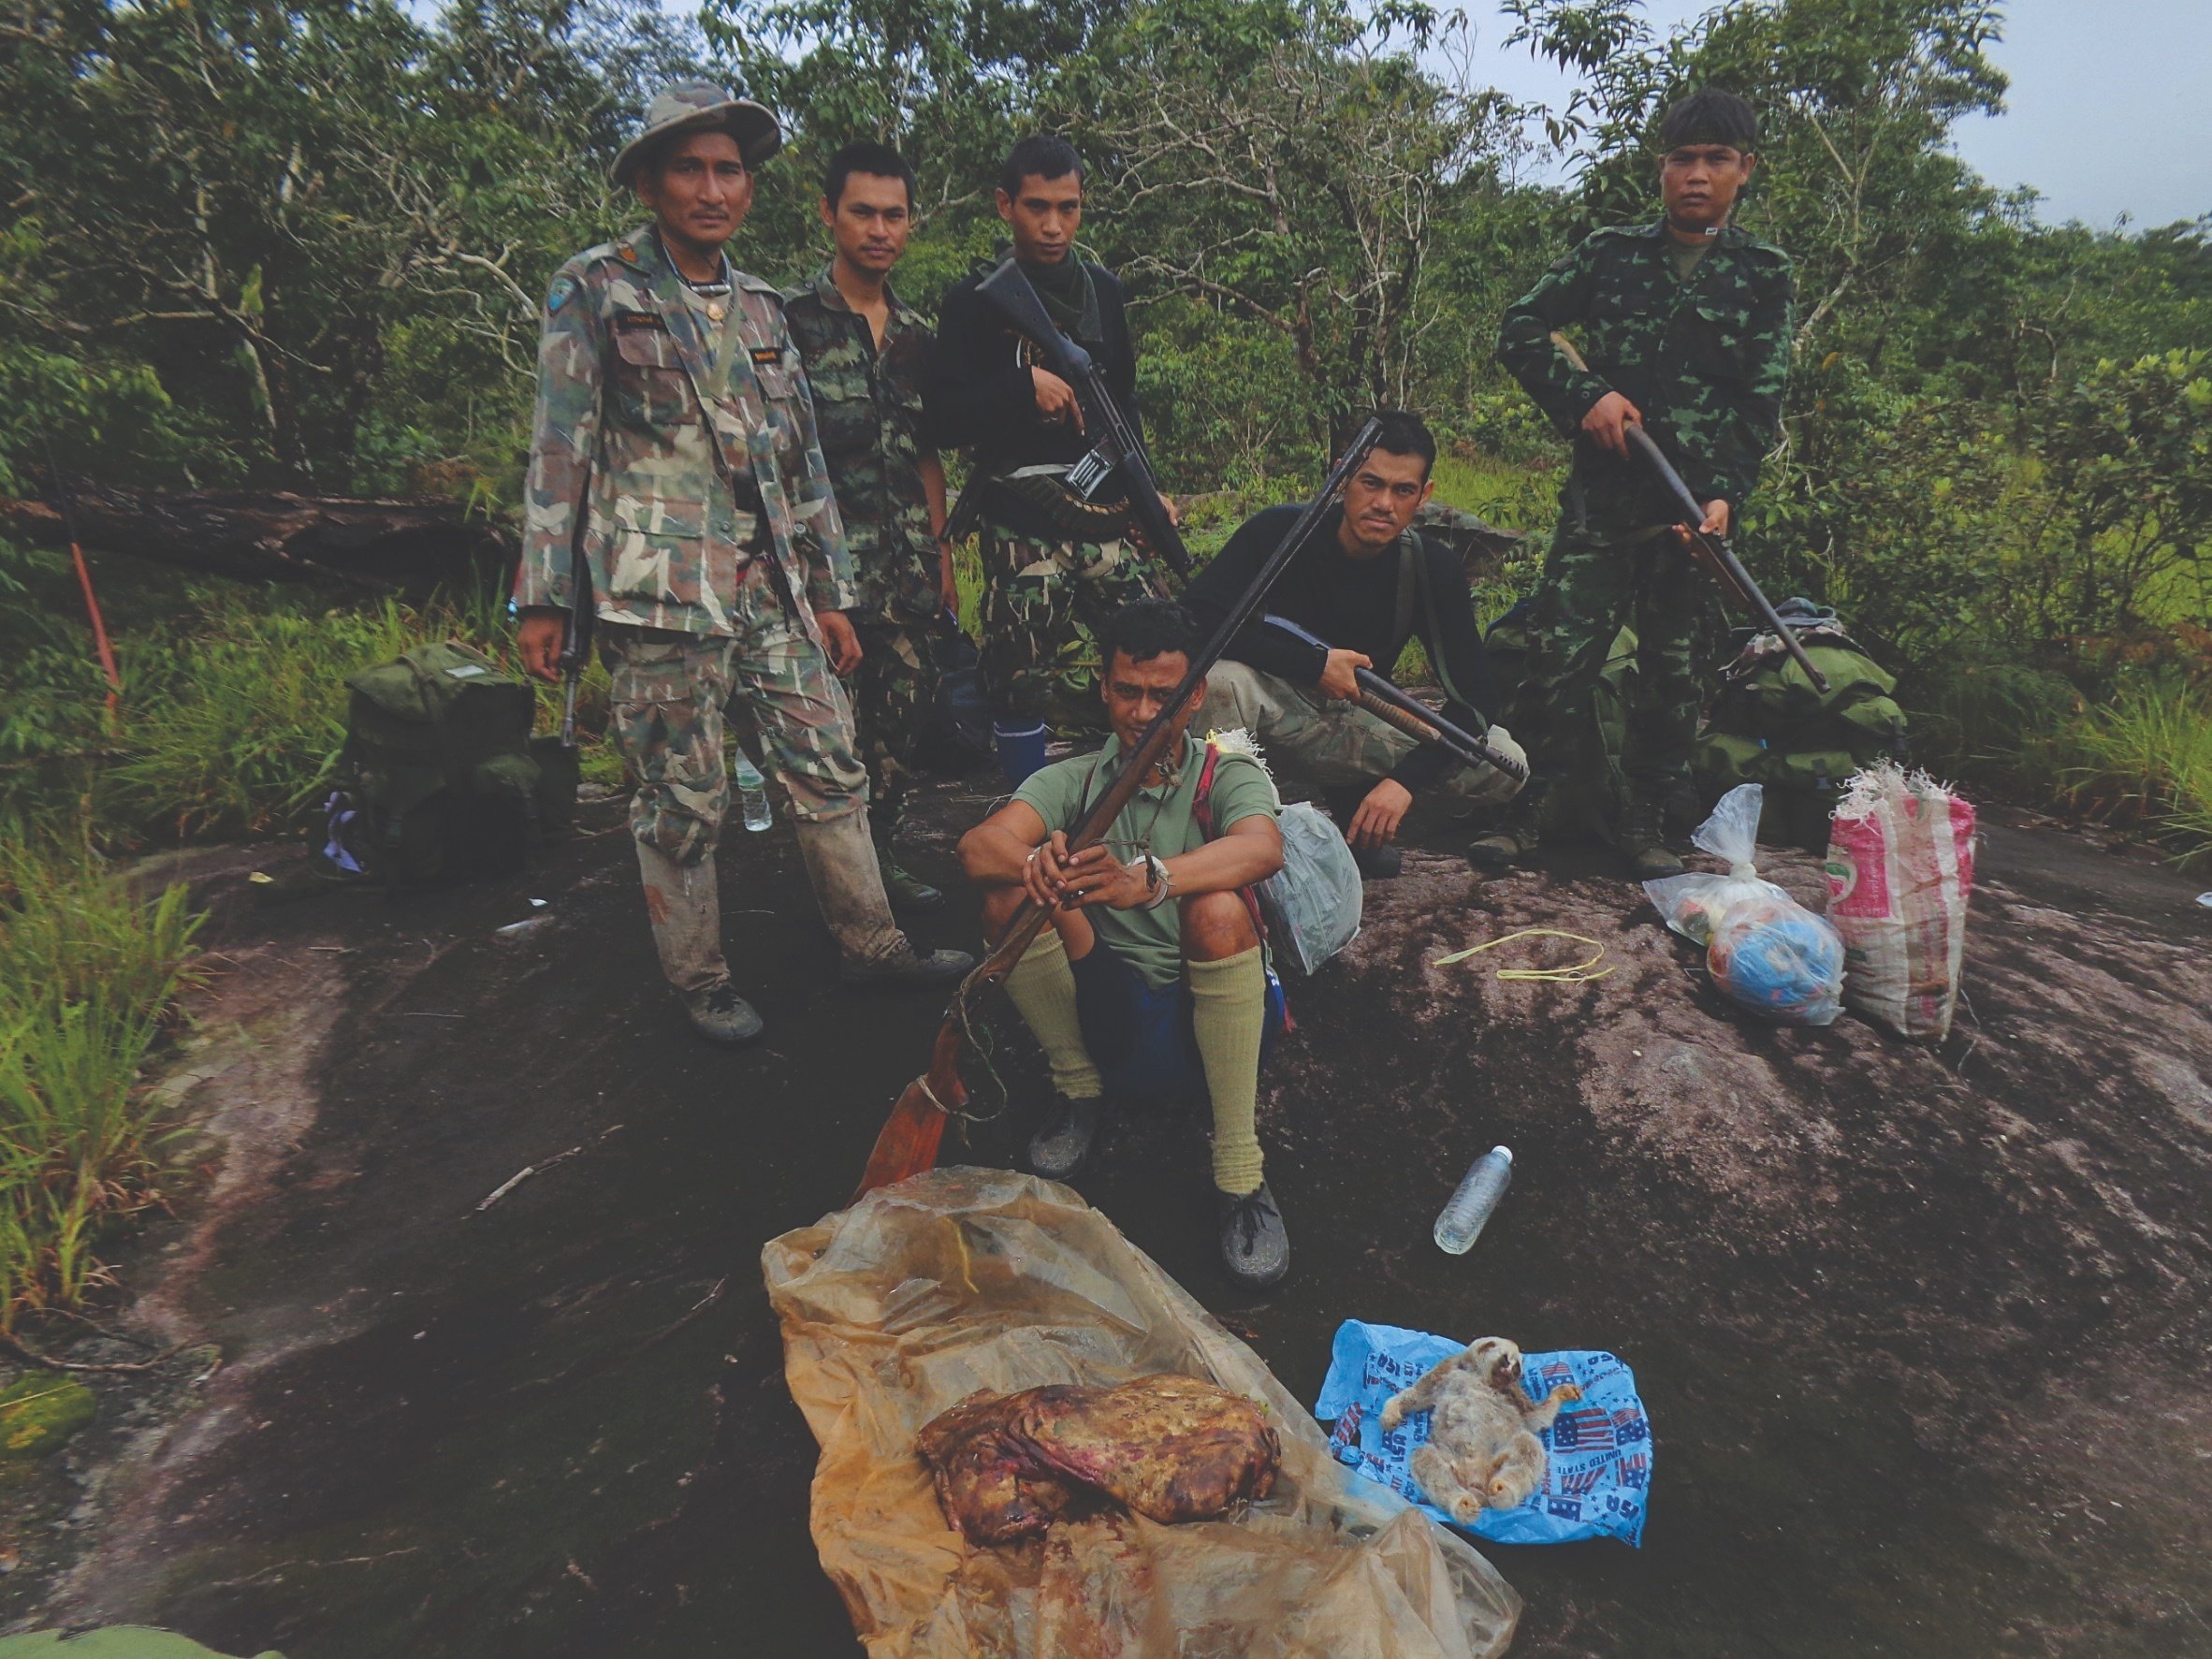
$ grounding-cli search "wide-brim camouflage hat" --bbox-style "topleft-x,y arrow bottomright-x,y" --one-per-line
613,81 -> 783,185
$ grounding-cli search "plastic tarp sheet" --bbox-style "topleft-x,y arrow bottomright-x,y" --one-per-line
764,1167 -> 1521,1658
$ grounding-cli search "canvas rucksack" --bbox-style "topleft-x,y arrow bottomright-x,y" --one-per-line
1693,604 -> 1907,850
313,641 -> 575,885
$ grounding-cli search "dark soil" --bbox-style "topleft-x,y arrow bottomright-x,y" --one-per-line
7,774 -> 2210,1657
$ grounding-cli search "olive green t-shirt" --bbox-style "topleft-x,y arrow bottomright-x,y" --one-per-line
1013,733 -> 1278,990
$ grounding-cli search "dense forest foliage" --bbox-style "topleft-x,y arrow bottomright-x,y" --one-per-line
3,0 -> 2207,817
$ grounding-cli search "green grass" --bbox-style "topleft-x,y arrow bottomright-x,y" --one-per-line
0,837 -> 202,1326
2052,679 -> 2212,873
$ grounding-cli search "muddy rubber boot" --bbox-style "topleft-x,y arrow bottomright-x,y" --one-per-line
679,981 -> 764,1045
635,842 -> 762,1043
1324,787 -> 1401,880
1217,1182 -> 1290,1291
1620,793 -> 1685,880
1467,781 -> 1546,871
877,849 -> 945,911
793,809 -> 974,989
1027,1092 -> 1103,1181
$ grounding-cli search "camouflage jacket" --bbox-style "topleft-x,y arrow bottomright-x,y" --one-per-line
515,224 -> 855,643
781,264 -> 941,623
1497,220 -> 1794,529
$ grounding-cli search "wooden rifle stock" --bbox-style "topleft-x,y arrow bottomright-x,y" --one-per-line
1546,330 -> 1829,693
851,419 -> 1386,1201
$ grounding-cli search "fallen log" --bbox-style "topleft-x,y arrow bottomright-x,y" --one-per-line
3,480 -> 516,594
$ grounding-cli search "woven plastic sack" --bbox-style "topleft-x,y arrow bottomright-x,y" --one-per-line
764,1168 -> 1521,1659
1259,801 -> 1362,976
1824,762 -> 1976,1041
1645,784 -> 1844,1026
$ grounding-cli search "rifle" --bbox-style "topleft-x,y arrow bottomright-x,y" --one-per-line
1259,614 -> 1528,786
851,417 -> 1386,1201
975,258 -> 1192,578
1548,331 -> 1828,693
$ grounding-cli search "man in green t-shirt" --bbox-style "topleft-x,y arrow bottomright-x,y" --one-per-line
957,599 -> 1292,1290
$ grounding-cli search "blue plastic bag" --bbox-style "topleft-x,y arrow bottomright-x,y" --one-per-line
1313,1319 -> 1652,1548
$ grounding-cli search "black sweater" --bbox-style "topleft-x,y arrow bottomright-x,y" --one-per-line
924,262 -> 1143,539
1184,504 -> 1501,793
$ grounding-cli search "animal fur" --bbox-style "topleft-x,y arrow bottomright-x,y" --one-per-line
1377,1336 -> 1580,1524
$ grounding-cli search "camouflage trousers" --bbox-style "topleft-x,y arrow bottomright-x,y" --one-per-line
847,613 -> 941,848
1506,499 -> 1703,804
978,522 -> 1168,724
1203,662 -> 1528,809
601,560 -> 867,866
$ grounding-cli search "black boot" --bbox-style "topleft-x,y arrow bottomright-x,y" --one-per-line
1217,1182 -> 1291,1290
1619,793 -> 1685,880
1467,781 -> 1547,871
1027,1093 -> 1103,1181
679,981 -> 764,1045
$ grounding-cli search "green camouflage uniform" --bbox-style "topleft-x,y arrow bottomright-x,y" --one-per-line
516,224 -> 867,866
781,263 -> 943,849
1496,220 -> 1794,814
980,525 -> 1166,726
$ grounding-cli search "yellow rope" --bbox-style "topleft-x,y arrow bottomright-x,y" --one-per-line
1433,927 -> 1614,982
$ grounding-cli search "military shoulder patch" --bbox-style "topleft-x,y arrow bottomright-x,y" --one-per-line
546,275 -> 578,313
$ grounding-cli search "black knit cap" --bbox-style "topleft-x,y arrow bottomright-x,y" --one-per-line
1659,89 -> 1759,152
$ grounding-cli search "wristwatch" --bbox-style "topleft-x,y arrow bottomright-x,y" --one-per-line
1139,853 -> 1174,910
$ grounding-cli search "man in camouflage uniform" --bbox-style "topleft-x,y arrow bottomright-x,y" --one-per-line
1473,88 -> 1794,880
924,134 -> 1174,787
515,83 -> 970,1045
783,140 -> 955,912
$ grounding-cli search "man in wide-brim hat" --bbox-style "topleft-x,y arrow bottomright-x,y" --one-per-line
516,82 -> 972,1046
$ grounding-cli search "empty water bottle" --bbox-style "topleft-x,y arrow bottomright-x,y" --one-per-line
735,756 -> 774,833
1433,1145 -> 1513,1255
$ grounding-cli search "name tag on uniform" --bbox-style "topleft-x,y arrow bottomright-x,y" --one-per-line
615,312 -> 666,334
749,345 -> 784,368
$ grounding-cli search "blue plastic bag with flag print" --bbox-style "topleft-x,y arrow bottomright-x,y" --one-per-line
1313,1318 -> 1652,1547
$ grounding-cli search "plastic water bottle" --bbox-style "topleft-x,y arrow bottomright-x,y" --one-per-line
735,756 -> 773,833
1433,1146 -> 1513,1255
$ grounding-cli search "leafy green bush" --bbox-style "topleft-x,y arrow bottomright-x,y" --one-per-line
2052,680 -> 2212,873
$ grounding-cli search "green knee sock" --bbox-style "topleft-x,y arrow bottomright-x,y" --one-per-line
1004,929 -> 1105,1102
1189,947 -> 1267,1196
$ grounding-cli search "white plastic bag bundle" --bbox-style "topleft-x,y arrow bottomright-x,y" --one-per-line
1260,801 -> 1363,976
1644,784 -> 1845,1026
1824,762 -> 1976,1041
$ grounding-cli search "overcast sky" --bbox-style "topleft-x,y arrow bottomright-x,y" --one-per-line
1460,0 -> 2211,228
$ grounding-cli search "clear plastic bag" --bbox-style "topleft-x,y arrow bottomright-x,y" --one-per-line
1259,801 -> 1362,976
764,1168 -> 1521,1658
1644,784 -> 1844,1026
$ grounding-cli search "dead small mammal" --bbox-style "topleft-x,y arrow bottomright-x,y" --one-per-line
1379,1336 -> 1579,1522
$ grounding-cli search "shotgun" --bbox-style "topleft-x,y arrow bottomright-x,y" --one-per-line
1259,614 -> 1527,785
851,418 -> 1386,1201
976,258 -> 1191,577
1548,330 -> 1828,692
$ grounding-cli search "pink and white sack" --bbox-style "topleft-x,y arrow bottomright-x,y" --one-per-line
1823,762 -> 1976,1041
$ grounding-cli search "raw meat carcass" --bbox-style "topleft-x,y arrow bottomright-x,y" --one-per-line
917,1375 -> 1279,1545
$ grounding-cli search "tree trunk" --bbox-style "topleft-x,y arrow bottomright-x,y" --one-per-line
5,480 -> 515,595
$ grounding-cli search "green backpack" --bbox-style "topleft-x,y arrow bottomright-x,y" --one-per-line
1693,610 -> 1906,850
1484,602 -> 1638,843
313,641 -> 576,885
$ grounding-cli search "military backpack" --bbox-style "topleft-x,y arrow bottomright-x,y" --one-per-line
313,641 -> 576,886
1692,604 -> 1906,850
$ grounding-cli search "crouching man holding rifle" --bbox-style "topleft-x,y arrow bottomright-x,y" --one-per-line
1184,411 -> 1528,880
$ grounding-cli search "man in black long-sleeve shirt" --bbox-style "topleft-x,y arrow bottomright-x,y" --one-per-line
1184,413 -> 1526,878
924,134 -> 1173,785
